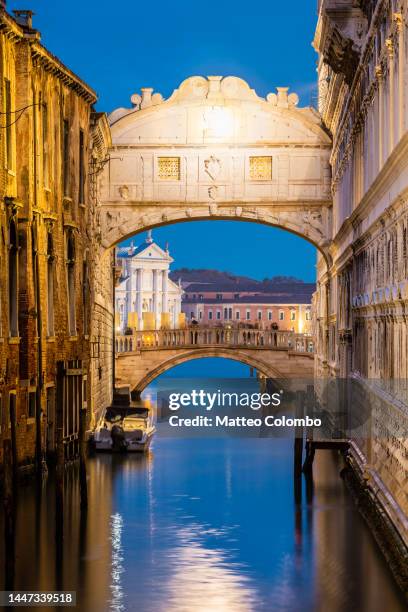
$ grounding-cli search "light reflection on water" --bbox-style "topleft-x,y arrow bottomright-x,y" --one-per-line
0,362 -> 406,612
110,513 -> 125,612
0,438 -> 405,611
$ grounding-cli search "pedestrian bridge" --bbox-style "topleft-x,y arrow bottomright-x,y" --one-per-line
115,328 -> 315,394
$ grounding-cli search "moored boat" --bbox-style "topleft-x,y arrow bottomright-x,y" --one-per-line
93,387 -> 156,452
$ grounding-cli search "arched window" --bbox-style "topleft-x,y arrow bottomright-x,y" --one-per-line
8,218 -> 18,337
47,232 -> 55,336
66,231 -> 76,336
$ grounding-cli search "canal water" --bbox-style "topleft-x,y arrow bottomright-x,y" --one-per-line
0,360 -> 406,611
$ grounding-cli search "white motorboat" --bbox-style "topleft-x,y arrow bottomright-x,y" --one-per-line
93,390 -> 156,452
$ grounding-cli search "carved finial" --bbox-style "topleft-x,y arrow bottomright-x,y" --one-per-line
146,229 -> 153,244
130,93 -> 141,109
266,88 -> 298,108
141,88 -> 154,109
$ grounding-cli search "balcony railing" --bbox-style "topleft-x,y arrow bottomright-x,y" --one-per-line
115,328 -> 315,354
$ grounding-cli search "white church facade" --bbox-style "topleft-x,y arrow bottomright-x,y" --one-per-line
115,232 -> 183,330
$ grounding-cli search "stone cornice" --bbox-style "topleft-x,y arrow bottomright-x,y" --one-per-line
0,7 -> 97,104
30,43 -> 97,104
0,8 -> 24,42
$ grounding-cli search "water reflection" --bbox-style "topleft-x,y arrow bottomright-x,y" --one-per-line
110,513 -> 125,612
0,439 -> 405,612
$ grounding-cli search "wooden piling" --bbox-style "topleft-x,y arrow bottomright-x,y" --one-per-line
293,390 -> 304,478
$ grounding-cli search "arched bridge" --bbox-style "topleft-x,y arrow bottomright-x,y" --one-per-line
115,328 -> 315,394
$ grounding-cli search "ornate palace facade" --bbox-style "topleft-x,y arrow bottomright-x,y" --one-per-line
314,0 -> 408,529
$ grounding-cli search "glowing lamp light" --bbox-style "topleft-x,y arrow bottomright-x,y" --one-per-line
203,106 -> 234,139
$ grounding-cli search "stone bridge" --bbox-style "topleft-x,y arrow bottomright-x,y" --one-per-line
115,329 -> 315,394
97,75 -> 333,265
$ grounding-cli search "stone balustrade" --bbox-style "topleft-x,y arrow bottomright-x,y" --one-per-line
115,328 -> 315,354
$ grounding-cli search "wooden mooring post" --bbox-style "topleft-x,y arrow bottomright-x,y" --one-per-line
293,390 -> 304,477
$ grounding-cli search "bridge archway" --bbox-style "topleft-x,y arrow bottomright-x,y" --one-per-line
115,345 -> 315,396
133,349 -> 285,394
97,75 -> 332,265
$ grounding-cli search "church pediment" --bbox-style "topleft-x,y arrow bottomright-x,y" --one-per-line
138,243 -> 171,261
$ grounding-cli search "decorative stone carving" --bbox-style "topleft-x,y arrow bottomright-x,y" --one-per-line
119,185 -> 129,200
208,186 -> 218,200
130,93 -> 142,109
204,155 -> 221,180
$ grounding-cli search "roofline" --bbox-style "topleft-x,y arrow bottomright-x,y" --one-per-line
0,8 -> 97,104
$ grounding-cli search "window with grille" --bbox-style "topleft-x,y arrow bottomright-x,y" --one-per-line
249,156 -> 272,180
158,157 -> 180,180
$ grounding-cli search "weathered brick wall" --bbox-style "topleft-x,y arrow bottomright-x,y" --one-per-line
0,8 -> 110,470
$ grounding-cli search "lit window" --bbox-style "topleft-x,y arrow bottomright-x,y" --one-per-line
158,157 -> 180,180
306,311 -> 311,321
249,156 -> 272,180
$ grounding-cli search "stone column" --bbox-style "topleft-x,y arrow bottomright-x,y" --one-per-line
162,269 -> 168,312
394,13 -> 405,139
386,39 -> 395,153
136,268 -> 142,329
152,269 -> 160,329
376,65 -> 384,169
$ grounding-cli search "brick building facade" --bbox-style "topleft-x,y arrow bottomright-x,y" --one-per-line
0,7 -> 113,470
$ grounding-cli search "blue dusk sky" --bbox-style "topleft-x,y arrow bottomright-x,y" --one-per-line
10,0 -> 318,281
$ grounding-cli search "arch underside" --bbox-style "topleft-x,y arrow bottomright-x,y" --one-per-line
99,203 -> 331,265
131,348 -> 290,393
